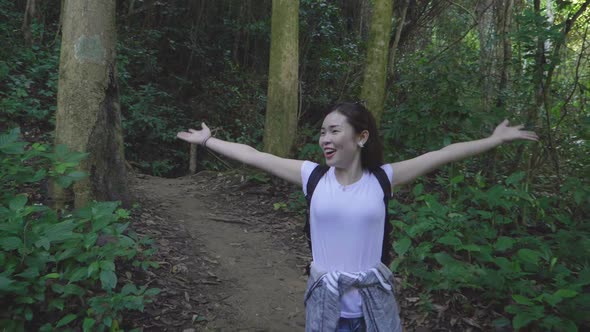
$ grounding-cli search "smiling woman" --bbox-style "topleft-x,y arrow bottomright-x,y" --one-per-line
176,101 -> 538,332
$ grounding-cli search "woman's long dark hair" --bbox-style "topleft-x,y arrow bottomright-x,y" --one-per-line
327,102 -> 384,170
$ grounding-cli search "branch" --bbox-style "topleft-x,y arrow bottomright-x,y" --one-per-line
427,23 -> 478,64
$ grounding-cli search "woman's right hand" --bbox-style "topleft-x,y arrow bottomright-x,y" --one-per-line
177,123 -> 212,145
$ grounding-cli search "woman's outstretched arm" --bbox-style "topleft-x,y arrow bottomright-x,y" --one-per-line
390,120 -> 539,187
177,123 -> 304,186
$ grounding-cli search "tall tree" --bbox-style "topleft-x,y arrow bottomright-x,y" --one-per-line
360,0 -> 393,125
22,0 -> 39,46
263,0 -> 299,157
53,0 -> 130,208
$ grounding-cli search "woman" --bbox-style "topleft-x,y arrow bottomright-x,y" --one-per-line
176,102 -> 538,332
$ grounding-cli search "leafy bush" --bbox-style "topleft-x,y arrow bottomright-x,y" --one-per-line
0,128 -> 159,331
391,172 -> 590,331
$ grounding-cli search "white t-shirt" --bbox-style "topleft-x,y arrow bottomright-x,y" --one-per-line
301,161 -> 394,318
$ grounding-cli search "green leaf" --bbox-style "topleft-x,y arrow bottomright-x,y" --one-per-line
121,283 -> 138,296
62,284 -> 85,297
54,175 -> 74,188
144,288 -> 161,297
0,276 -> 15,291
16,267 -> 40,279
56,314 -> 77,327
513,294 -> 534,305
437,235 -> 462,247
99,260 -> 115,272
49,299 -> 65,311
512,310 -> 542,330
450,175 -> 464,185
393,237 -> 411,256
16,296 -> 34,304
35,237 -> 50,250
56,248 -> 80,261
494,236 -> 514,252
434,252 -> 461,267
459,244 -> 481,252
43,220 -> 77,242
517,249 -> 541,265
0,236 -> 23,251
84,233 -> 98,248
24,306 -> 33,320
9,195 -> 27,211
83,318 -> 95,332
506,171 -> 526,187
103,316 -> 112,327
412,183 -> 423,197
100,270 -> 117,291
68,267 -> 88,283
553,289 -> 577,298
88,261 -> 100,277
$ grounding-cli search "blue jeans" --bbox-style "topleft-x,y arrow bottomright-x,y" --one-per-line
337,317 -> 366,332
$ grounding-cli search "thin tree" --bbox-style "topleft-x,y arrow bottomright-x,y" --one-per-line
53,0 -> 130,208
360,0 -> 394,125
263,0 -> 299,157
22,0 -> 39,46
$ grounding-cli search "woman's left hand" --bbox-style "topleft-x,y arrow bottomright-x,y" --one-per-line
491,119 -> 539,143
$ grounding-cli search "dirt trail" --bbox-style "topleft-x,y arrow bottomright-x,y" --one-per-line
131,171 -> 308,331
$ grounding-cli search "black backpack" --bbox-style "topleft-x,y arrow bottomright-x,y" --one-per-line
303,165 -> 393,274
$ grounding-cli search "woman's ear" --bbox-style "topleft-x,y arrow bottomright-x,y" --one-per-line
358,130 -> 369,145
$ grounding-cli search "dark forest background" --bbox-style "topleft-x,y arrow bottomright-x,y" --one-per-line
1,0 -> 589,331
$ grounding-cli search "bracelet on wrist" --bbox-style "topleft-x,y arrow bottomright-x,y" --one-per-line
202,136 -> 212,148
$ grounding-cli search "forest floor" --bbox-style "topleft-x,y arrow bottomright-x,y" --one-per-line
127,170 -> 309,331
125,170 -> 489,332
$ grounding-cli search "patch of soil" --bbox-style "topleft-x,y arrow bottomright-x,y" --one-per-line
127,171 -> 309,331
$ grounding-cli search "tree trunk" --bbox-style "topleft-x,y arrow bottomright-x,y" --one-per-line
495,0 -> 514,108
263,0 -> 299,158
53,0 -> 130,208
388,0 -> 409,75
360,0 -> 394,125
22,0 -> 38,46
476,0 -> 495,113
359,0 -> 373,40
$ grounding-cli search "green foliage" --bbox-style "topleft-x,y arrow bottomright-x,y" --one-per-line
0,1 -> 59,128
0,129 -> 159,331
391,172 -> 589,330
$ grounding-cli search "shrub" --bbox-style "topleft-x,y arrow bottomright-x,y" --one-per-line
391,172 -> 590,331
0,128 -> 160,331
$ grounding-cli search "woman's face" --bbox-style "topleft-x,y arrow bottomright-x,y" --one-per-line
319,111 -> 361,168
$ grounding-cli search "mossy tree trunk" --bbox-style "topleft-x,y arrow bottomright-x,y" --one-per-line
360,0 -> 393,126
53,0 -> 130,208
263,0 -> 299,157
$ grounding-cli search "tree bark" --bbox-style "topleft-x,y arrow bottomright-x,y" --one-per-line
476,0 -> 496,113
388,0 -> 409,75
22,0 -> 38,46
53,0 -> 130,208
263,0 -> 299,157
360,0 -> 394,125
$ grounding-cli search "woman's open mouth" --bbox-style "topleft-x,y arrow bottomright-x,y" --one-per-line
324,148 -> 336,159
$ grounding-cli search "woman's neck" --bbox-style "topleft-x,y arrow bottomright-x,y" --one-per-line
334,161 -> 364,186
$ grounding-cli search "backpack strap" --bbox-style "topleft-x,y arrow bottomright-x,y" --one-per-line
304,165 -> 330,255
369,166 -> 393,267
